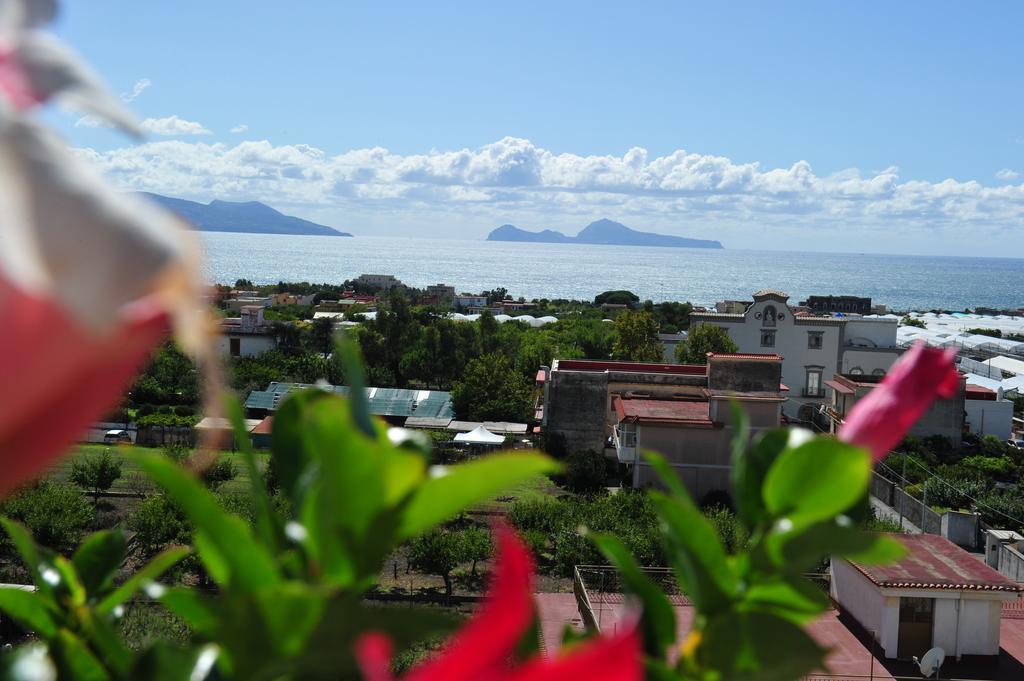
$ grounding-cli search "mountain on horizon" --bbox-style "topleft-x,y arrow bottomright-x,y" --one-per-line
143,193 -> 351,237
486,218 -> 723,249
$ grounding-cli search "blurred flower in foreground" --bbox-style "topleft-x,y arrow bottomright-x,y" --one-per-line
0,0 -> 205,493
838,341 -> 959,462
356,526 -> 641,681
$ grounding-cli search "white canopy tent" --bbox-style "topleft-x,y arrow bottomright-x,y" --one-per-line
453,425 -> 505,445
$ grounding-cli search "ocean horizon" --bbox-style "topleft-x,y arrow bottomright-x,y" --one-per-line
200,232 -> 1024,313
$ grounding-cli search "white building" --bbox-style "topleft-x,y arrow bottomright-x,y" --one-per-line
218,306 -> 278,358
964,384 -> 1015,440
355,274 -> 402,291
831,534 -> 1022,660
690,290 -> 901,418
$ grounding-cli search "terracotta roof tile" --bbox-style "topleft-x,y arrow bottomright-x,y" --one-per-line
849,534 -> 1022,593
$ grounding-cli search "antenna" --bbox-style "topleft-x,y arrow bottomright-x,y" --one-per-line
912,647 -> 945,679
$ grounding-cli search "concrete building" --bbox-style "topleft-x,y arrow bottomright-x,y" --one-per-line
218,306 -> 278,358
799,295 -> 872,315
270,292 -> 316,306
690,290 -> 901,418
355,274 -> 402,291
454,294 -> 489,310
714,300 -> 748,314
964,384 -> 1015,440
831,534 -> 1023,660
422,283 -> 455,306
225,296 -> 272,312
824,372 -> 966,444
658,332 -> 686,362
542,355 -> 786,499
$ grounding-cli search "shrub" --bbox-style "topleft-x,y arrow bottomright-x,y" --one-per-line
703,505 -> 749,554
0,482 -> 94,552
128,494 -> 191,558
408,529 -> 466,596
70,450 -> 123,503
564,450 -> 607,494
201,456 -> 238,490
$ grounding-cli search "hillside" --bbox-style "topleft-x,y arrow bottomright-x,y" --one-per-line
143,193 -> 351,237
486,218 -> 722,249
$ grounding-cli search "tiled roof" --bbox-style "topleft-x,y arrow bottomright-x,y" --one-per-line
613,397 -> 712,425
753,289 -> 789,299
707,352 -> 783,361
690,312 -> 745,320
849,534 -> 1023,593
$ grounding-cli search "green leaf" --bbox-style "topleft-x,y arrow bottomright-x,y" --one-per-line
255,583 -> 327,656
96,545 -> 190,616
767,517 -> 907,572
0,587 -> 58,638
1,519 -> 50,597
51,556 -> 86,608
128,643 -> 220,681
72,530 -> 126,597
763,438 -> 871,523
193,531 -> 231,586
649,491 -> 735,614
157,588 -> 219,636
732,427 -> 790,529
53,629 -> 110,681
226,395 -> 281,555
136,454 -> 279,591
399,453 -> 558,538
642,451 -> 692,505
592,533 -> 676,656
335,333 -> 376,438
269,389 -> 326,503
742,576 -> 830,625
701,611 -> 826,681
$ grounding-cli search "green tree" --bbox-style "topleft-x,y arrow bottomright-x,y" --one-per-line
677,323 -> 738,364
451,354 -> 533,422
612,310 -> 663,362
594,290 -> 639,306
309,317 -> 335,359
0,482 -> 94,552
564,450 -> 607,494
478,310 -> 500,354
70,449 -> 123,503
900,316 -> 927,328
408,529 -> 465,596
461,526 -> 493,576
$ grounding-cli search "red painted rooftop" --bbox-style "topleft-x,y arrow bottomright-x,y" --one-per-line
251,416 -> 274,434
966,384 -> 997,400
706,352 -> 784,361
555,359 -> 706,375
613,397 -> 712,425
850,534 -> 1022,592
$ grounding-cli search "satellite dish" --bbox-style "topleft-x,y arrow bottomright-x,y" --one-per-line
913,647 -> 945,679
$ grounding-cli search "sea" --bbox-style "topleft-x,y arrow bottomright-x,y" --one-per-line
200,233 -> 1024,313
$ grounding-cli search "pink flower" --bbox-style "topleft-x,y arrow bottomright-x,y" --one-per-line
839,341 -> 960,461
355,526 -> 642,681
0,283 -> 168,494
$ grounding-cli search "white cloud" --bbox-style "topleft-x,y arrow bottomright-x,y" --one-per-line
121,78 -> 151,103
996,168 -> 1019,181
139,115 -> 212,136
76,136 -> 1024,244
230,124 -> 249,134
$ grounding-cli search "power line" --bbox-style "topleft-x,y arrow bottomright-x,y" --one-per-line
878,456 -> 1024,529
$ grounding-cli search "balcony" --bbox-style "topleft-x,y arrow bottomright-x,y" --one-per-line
612,424 -> 636,464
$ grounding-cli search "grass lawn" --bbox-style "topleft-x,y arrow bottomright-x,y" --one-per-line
471,473 -> 562,513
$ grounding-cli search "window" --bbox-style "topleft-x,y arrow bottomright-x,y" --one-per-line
760,329 -> 776,347
872,368 -> 885,376
805,368 -> 823,397
807,331 -> 824,349
229,337 -> 241,357
849,367 -> 863,375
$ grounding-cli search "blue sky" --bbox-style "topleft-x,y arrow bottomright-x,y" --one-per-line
49,2 -> 1024,255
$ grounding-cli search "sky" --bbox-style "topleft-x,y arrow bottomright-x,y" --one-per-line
45,1 -> 1024,256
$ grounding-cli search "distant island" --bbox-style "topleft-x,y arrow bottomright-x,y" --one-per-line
143,193 -> 351,237
486,218 -> 722,249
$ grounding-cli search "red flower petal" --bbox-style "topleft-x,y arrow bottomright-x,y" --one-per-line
0,280 -> 167,493
838,341 -> 960,462
355,632 -> 396,681
0,48 -> 40,110
405,524 -> 535,681
504,624 -> 643,681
